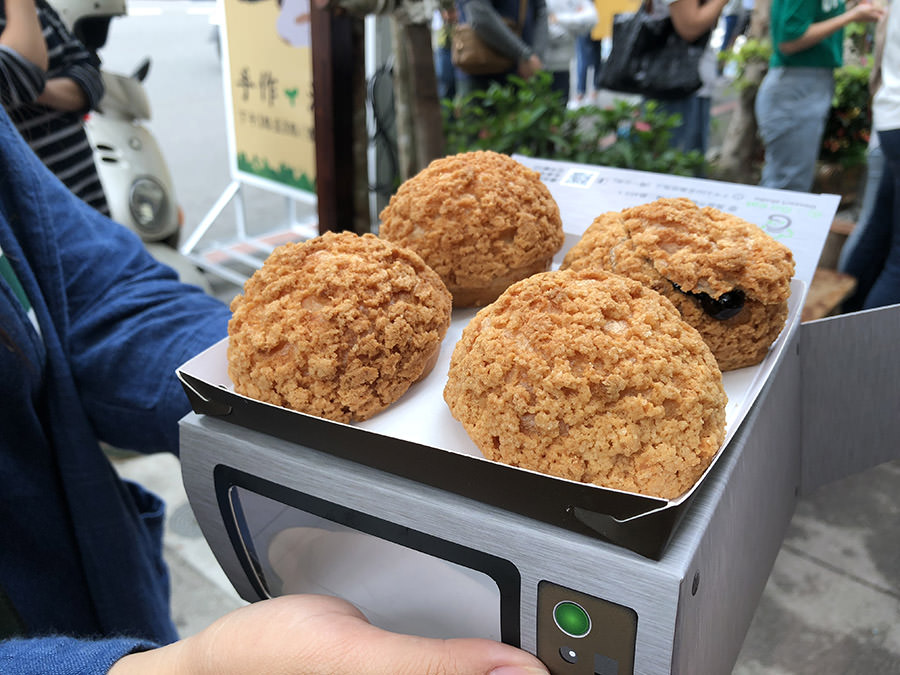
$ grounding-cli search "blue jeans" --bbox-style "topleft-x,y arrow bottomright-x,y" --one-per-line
551,70 -> 571,107
839,135 -> 884,271
575,33 -> 601,96
719,14 -> 739,53
755,66 -> 834,192
655,94 -> 711,155
434,45 -> 456,100
841,127 -> 900,311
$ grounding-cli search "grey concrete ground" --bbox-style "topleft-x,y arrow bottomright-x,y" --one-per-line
105,3 -> 899,672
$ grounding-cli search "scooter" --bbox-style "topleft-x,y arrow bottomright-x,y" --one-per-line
51,0 -> 211,291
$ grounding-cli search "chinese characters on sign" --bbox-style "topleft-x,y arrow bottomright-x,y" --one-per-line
233,67 -> 314,143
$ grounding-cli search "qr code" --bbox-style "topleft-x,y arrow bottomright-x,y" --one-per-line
560,169 -> 598,188
534,165 -> 565,183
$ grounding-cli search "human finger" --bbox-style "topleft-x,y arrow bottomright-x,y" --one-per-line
186,595 -> 550,675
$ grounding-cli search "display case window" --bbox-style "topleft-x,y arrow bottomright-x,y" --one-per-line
216,467 -> 521,643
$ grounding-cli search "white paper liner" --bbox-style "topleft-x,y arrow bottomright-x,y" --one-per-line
179,278 -> 804,506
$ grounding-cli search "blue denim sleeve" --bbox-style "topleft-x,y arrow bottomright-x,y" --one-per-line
0,636 -> 157,674
54,199 -> 232,455
10,111 -> 231,455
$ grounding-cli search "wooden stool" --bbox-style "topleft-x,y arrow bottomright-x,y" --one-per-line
802,267 -> 857,322
817,217 -> 857,270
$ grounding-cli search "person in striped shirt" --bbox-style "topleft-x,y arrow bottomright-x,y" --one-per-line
0,0 -> 109,215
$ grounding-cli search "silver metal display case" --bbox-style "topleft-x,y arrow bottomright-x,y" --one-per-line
177,161 -> 900,674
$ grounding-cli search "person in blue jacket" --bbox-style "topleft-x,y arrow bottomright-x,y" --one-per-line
0,103 -> 548,675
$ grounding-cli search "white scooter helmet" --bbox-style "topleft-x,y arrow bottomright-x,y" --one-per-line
47,0 -> 127,51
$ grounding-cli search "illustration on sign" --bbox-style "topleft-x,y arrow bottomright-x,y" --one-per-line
223,0 -> 315,196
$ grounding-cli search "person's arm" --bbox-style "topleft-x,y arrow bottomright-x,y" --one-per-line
33,1 -> 104,112
35,75 -> 90,110
0,0 -> 49,109
869,9 -> 888,95
0,95 -> 227,454
0,596 -> 550,674
668,0 -> 731,42
109,594 -> 549,675
0,43 -> 47,107
463,0 -> 536,63
53,195 -> 231,455
0,0 -> 47,69
777,0 -> 883,55
0,636 -> 155,675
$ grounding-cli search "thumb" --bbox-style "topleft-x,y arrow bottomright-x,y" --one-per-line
187,594 -> 550,675
335,626 -> 550,675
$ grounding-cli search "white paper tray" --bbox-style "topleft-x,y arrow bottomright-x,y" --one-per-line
180,278 -> 804,508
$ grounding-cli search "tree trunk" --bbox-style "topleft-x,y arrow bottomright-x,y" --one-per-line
321,0 -> 445,227
350,18 -> 371,234
311,7 -> 362,232
714,0 -> 771,184
391,19 -> 445,181
715,61 -> 766,183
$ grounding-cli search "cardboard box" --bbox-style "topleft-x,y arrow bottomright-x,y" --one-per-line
178,159 -> 839,558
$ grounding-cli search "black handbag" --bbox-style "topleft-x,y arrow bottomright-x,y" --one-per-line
597,0 -> 710,101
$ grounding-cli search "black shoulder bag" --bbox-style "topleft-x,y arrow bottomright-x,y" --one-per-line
597,0 -> 711,101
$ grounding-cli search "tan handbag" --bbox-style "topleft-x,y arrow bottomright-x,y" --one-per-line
451,0 -> 528,76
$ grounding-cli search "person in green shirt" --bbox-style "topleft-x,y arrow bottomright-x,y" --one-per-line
755,0 -> 883,192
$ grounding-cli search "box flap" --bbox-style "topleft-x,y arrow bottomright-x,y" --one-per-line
799,303 -> 900,494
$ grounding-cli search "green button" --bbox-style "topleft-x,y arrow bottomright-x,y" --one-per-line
553,601 -> 591,637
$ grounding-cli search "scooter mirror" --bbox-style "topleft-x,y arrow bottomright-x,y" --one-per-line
132,58 -> 151,83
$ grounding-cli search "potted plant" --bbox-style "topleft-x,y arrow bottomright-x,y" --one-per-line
441,72 -> 707,176
814,60 -> 872,206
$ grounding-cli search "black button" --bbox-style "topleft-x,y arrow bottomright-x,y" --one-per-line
559,646 -> 578,664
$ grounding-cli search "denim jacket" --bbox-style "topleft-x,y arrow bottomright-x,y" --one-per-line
0,106 -> 229,672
